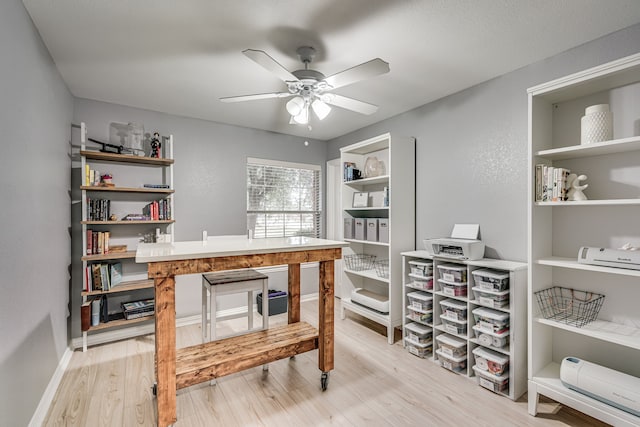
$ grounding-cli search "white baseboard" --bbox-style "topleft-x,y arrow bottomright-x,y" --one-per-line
29,347 -> 73,427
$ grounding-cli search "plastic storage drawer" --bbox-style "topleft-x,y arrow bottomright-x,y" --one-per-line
405,338 -> 432,358
472,365 -> 509,393
440,315 -> 467,336
472,287 -> 509,308
437,263 -> 467,283
435,333 -> 467,358
439,299 -> 468,321
406,307 -> 433,324
438,280 -> 468,297
472,325 -> 510,349
410,277 -> 433,290
472,307 -> 509,334
409,261 -> 433,277
472,346 -> 509,375
404,322 -> 432,345
436,349 -> 467,372
407,291 -> 433,311
471,268 -> 509,291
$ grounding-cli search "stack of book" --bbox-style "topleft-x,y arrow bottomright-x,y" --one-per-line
84,262 -> 122,292
122,299 -> 155,320
535,165 -> 571,202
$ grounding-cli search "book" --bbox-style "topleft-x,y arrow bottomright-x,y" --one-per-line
100,263 -> 110,291
81,300 -> 92,331
92,263 -> 102,290
143,184 -> 170,189
103,231 -> 110,254
109,262 -> 123,287
124,310 -> 154,320
86,229 -> 93,255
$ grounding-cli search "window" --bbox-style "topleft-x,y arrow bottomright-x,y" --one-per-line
247,158 -> 321,238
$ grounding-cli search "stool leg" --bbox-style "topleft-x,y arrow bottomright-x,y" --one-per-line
261,278 -> 269,372
210,287 -> 216,341
247,291 -> 253,331
201,280 -> 207,342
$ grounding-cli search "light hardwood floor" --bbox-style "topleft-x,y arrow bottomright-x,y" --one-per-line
45,299 -> 608,426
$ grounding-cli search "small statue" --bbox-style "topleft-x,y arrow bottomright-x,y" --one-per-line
567,173 -> 588,201
150,132 -> 161,158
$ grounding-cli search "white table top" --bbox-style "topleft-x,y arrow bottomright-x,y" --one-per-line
136,236 -> 348,263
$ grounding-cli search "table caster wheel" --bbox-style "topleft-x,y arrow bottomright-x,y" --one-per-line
321,372 -> 329,391
152,383 -> 157,396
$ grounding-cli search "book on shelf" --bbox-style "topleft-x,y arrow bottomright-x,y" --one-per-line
123,310 -> 154,320
81,300 -> 92,331
109,262 -> 123,287
143,184 -> 170,189
535,165 -> 571,202
85,261 -> 122,292
91,263 -> 102,290
122,298 -> 155,320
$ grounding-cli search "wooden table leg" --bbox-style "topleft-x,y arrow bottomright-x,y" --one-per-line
318,260 -> 334,372
155,276 -> 177,427
288,263 -> 300,324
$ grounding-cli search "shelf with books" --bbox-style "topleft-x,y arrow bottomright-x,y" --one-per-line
77,122 -> 175,352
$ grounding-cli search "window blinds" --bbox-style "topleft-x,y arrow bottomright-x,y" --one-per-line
247,158 -> 321,238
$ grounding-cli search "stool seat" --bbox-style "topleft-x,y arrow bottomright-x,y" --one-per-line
202,269 -> 269,344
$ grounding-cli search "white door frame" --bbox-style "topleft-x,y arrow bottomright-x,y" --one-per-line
326,158 -> 342,298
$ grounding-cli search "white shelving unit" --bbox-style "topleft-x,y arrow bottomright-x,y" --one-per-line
77,123 -> 175,351
528,53 -> 640,426
401,251 -> 528,401
339,133 -> 415,344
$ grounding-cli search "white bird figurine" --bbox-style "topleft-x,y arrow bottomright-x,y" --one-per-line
567,174 -> 588,201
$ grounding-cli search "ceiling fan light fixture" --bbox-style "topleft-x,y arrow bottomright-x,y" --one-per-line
292,106 -> 309,124
286,96 -> 305,116
311,99 -> 331,120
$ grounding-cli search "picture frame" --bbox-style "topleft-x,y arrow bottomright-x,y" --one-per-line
352,192 -> 369,208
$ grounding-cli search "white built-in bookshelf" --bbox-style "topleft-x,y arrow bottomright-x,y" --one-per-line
528,53 -> 640,426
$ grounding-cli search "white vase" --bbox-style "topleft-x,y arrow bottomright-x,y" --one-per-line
581,104 -> 612,145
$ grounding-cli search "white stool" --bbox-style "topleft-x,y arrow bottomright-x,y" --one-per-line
201,269 -> 269,342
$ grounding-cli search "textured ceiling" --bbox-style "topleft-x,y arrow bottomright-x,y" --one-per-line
22,0 -> 640,140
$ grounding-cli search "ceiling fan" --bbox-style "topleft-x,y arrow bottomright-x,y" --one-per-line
220,46 -> 390,125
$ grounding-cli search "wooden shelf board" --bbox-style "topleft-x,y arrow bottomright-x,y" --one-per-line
536,257 -> 640,277
81,185 -> 173,194
82,279 -> 154,296
176,322 -> 318,389
344,268 -> 389,283
87,314 -> 154,331
531,362 -> 640,427
82,250 -> 136,262
535,198 -> 640,206
535,317 -> 640,350
81,150 -> 173,165
343,175 -> 389,186
344,238 -> 389,247
81,219 -> 175,225
535,136 -> 640,160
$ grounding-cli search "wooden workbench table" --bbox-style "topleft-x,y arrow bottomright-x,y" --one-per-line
136,237 -> 346,427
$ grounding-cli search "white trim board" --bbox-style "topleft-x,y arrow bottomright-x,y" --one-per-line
29,347 -> 73,427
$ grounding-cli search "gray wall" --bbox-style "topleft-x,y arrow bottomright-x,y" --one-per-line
0,0 -> 73,425
327,23 -> 640,263
71,99 -> 327,339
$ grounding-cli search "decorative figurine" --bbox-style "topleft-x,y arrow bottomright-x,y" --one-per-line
150,132 -> 161,158
100,173 -> 114,187
109,214 -> 118,221
567,173 -> 588,201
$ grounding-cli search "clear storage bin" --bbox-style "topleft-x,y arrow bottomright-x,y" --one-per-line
437,263 -> 467,283
472,365 -> 509,393
472,325 -> 510,349
404,322 -> 432,345
440,315 -> 467,336
472,346 -> 509,375
436,349 -> 467,372
438,280 -> 468,297
410,277 -> 433,290
406,307 -> 433,324
407,291 -> 433,311
471,268 -> 509,291
409,260 -> 433,277
439,299 -> 468,321
472,287 -> 510,308
472,307 -> 509,334
435,333 -> 467,358
405,338 -> 432,358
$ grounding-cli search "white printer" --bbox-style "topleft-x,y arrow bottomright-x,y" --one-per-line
578,246 -> 640,270
423,224 -> 485,261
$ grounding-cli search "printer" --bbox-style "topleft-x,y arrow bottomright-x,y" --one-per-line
423,224 -> 485,261
578,246 -> 640,270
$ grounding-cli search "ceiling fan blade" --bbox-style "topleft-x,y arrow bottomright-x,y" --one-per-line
322,94 -> 378,115
219,92 -> 293,103
242,49 -> 299,83
323,58 -> 390,90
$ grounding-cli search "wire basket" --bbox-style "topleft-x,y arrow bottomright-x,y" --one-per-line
344,254 -> 376,271
374,259 -> 389,278
534,286 -> 605,327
